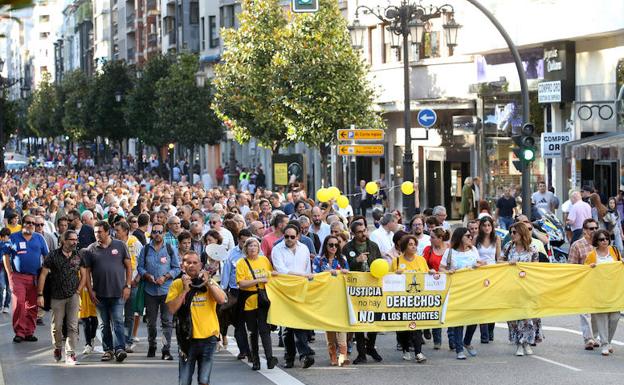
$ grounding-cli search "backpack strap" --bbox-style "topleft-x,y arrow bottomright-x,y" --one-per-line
244,257 -> 261,292
396,256 -> 400,270
612,246 -> 622,261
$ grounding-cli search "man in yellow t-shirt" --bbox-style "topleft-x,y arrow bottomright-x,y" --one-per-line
166,251 -> 225,385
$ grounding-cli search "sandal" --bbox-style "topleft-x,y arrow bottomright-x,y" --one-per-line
100,351 -> 113,361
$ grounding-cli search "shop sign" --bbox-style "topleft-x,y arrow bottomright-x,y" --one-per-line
541,132 -> 572,158
538,81 -> 562,103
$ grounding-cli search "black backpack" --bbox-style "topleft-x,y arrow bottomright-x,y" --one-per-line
173,277 -> 202,360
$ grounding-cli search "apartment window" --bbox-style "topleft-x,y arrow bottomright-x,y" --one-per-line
422,31 -> 440,59
39,15 -> 49,23
220,5 -> 236,29
200,17 -> 205,50
40,32 -> 49,39
40,66 -> 48,73
190,1 -> 199,24
208,16 -> 218,48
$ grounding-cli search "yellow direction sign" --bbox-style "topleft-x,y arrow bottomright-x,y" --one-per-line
337,145 -> 384,156
337,129 -> 385,141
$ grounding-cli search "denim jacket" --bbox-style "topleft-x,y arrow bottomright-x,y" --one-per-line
136,241 -> 180,296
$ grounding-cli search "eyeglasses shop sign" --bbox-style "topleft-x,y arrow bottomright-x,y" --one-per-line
541,132 -> 572,158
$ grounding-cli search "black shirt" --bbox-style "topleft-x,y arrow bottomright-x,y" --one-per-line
78,225 -> 96,250
43,248 -> 82,300
82,239 -> 130,298
133,229 -> 147,246
496,196 -> 516,217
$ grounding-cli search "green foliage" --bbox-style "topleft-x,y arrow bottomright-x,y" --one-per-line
0,90 -> 19,144
27,72 -> 62,138
92,60 -> 132,142
213,0 -> 292,152
61,69 -> 94,141
125,54 -> 172,148
154,54 -> 223,149
213,0 -> 383,154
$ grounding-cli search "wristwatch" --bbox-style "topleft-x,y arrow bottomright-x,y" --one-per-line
125,284 -> 131,289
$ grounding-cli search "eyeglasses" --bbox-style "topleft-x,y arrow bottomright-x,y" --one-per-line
597,237 -> 609,242
585,226 -> 598,231
151,230 -> 164,234
284,235 -> 297,240
210,221 -> 218,225
24,221 -> 35,226
510,230 -> 518,234
35,223 -> 44,227
327,243 -> 339,248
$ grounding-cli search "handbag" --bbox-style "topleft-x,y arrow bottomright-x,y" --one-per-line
220,289 -> 239,311
244,258 -> 271,310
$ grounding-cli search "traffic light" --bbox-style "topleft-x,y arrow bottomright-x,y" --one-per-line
511,123 -> 536,172
292,0 -> 319,13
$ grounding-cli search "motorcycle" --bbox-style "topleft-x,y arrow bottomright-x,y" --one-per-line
532,207 -> 568,263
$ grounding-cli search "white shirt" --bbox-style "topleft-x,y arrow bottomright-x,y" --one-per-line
310,222 -> 331,246
440,247 -> 479,270
369,226 -> 394,256
218,227 -> 236,252
337,205 -> 354,219
271,241 -> 311,274
416,234 -> 431,256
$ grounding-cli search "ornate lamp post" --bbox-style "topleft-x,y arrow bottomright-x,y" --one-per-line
349,2 -> 461,219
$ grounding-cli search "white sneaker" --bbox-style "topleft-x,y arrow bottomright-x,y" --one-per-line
132,336 -> 141,343
601,346 -> 610,356
608,344 -> 614,353
415,353 -> 427,363
515,345 -> 524,356
523,344 -> 533,355
65,354 -> 78,365
126,343 -> 136,353
402,351 -> 412,361
2,307 -> 9,314
82,345 -> 93,355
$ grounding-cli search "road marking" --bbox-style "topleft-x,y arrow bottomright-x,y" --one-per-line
494,322 -> 624,346
530,356 -> 582,372
225,343 -> 307,385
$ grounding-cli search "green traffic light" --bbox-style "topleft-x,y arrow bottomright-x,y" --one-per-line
522,148 -> 535,161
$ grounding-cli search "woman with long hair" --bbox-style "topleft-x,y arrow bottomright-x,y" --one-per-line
313,235 -> 350,366
603,197 -> 624,252
590,193 -> 608,228
422,227 -> 450,349
499,222 -> 541,356
236,238 -> 278,370
439,227 -> 484,359
585,229 -> 622,356
475,216 -> 500,343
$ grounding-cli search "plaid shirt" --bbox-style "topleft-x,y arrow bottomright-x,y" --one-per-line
568,237 -> 593,265
163,231 -> 179,250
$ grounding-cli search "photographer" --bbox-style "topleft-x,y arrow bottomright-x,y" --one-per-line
166,251 -> 225,385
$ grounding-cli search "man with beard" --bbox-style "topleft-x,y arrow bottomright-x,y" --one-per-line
410,215 -> 430,256
310,207 -> 330,246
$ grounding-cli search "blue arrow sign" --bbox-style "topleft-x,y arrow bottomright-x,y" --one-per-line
417,108 -> 437,128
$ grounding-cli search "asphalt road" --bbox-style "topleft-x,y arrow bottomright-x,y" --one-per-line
2,313 -> 624,385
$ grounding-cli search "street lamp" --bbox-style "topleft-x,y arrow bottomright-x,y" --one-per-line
349,1 -> 460,219
114,90 -> 123,103
443,16 -> 461,55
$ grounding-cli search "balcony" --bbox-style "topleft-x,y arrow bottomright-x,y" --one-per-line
147,33 -> 158,46
168,30 -> 176,45
127,47 -> 135,61
146,0 -> 157,11
126,13 -> 135,30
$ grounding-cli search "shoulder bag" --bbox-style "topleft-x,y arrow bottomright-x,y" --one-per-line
244,258 -> 271,310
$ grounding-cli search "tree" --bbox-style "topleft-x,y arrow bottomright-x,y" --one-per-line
61,69 -> 95,142
283,0 -> 384,183
154,54 -> 223,165
92,60 -> 132,153
125,54 -> 171,154
27,72 -> 62,138
212,0 -> 294,153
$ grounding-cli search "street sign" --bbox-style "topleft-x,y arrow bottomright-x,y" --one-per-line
417,108 -> 437,128
337,129 -> 385,141
541,132 -> 572,158
292,0 -> 319,13
337,145 -> 384,156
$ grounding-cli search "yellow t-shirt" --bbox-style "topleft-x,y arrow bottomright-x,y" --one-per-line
7,224 -> 22,234
126,235 -> 140,271
236,256 -> 273,311
166,279 -> 219,339
390,254 -> 429,273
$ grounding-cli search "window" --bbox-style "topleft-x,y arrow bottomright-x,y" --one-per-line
208,16 -> 218,48
40,32 -> 49,39
200,17 -> 205,50
39,15 -> 49,23
220,5 -> 235,29
40,66 -> 48,73
190,1 -> 199,24
422,31 -> 440,59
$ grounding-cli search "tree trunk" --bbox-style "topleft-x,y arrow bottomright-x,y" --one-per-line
319,143 -> 330,188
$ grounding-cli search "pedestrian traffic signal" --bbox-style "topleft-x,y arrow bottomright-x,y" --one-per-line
292,0 -> 319,13
511,123 -> 537,171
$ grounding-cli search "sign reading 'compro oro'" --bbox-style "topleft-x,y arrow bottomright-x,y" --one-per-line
345,272 -> 449,328
541,132 -> 572,158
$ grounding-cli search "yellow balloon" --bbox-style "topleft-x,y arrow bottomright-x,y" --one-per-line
316,188 -> 330,203
327,186 -> 341,200
336,195 -> 349,209
401,181 -> 415,195
370,258 -> 389,279
365,181 -> 379,195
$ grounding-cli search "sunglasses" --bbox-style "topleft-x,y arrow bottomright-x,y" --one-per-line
24,221 -> 35,226
129,220 -> 137,223
598,237 -> 609,242
210,221 -> 218,225
585,226 -> 598,231
284,235 -> 297,240
151,230 -> 164,234
510,230 -> 517,234
35,223 -> 44,227
327,243 -> 339,248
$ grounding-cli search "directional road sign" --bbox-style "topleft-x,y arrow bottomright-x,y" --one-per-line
337,145 -> 384,156
417,108 -> 437,128
337,129 -> 385,141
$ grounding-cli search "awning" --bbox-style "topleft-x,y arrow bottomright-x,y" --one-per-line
200,54 -> 221,64
564,132 -> 624,160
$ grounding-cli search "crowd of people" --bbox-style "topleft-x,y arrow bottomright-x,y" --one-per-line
0,165 -> 622,385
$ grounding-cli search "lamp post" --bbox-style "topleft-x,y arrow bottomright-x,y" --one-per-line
168,142 -> 175,183
349,1 -> 460,219
0,57 -> 21,176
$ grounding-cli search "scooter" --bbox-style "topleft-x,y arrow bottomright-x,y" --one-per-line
533,207 -> 568,263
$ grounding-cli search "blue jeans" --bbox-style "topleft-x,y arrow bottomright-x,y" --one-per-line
179,337 -> 219,385
124,287 -> 138,346
284,328 -> 313,361
480,323 -> 495,342
499,216 -> 513,230
96,297 -> 126,352
0,268 -> 11,308
450,325 -> 477,353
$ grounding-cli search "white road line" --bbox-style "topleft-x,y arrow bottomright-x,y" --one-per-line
494,322 -> 624,346
225,343 -> 307,385
530,356 -> 582,372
